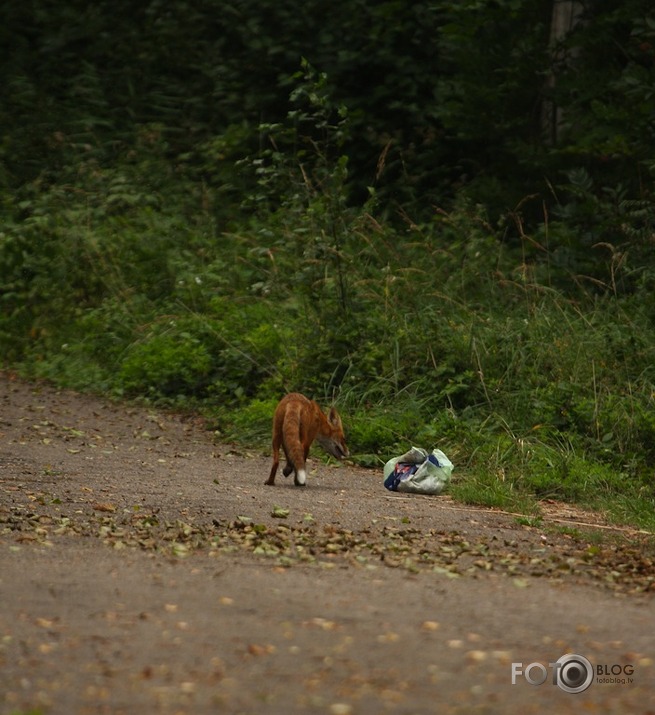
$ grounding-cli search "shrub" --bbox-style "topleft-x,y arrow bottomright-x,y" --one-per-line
118,330 -> 213,400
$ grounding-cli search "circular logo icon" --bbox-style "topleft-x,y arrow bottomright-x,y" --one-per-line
555,654 -> 594,693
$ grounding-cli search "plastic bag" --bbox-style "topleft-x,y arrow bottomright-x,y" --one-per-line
383,446 -> 453,495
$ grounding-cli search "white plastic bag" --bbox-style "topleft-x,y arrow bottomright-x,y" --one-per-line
383,447 -> 453,495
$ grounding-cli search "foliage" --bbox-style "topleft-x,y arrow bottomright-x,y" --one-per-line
2,1 -> 655,529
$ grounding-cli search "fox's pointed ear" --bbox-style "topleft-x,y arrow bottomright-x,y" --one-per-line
328,407 -> 342,427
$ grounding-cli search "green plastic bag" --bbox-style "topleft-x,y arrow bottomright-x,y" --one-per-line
383,447 -> 453,495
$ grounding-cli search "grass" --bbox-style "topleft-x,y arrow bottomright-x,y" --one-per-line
2,150 -> 655,535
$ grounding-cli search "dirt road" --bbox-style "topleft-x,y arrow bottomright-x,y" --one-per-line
0,374 -> 653,714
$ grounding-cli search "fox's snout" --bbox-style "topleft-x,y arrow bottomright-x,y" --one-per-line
327,439 -> 349,460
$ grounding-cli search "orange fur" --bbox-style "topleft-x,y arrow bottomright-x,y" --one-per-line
265,393 -> 348,486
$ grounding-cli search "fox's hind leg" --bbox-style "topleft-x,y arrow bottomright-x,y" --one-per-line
265,433 -> 282,486
265,454 -> 279,486
282,444 -> 294,477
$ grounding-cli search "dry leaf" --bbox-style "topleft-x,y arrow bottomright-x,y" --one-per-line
421,621 -> 440,632
92,503 -> 116,513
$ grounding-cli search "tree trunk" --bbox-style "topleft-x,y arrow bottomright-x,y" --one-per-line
541,0 -> 584,145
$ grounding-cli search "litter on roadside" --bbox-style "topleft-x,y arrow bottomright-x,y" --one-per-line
383,446 -> 453,495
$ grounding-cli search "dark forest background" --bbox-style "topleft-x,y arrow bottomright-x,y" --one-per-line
2,1 -> 655,525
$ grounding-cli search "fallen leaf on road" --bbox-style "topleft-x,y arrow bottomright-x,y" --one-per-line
421,621 -> 440,632
93,503 -> 116,512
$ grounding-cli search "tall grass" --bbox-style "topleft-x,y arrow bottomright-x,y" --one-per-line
1,137 -> 655,530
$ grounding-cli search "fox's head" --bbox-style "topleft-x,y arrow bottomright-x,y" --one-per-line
317,407 -> 349,460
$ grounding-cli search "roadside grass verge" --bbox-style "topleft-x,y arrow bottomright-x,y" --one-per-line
2,154 -> 654,534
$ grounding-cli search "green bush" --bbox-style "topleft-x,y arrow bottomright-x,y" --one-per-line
2,49 -> 655,531
224,397 -> 279,445
119,330 -> 213,400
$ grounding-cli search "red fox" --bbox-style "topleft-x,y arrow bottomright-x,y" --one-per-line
265,393 -> 349,487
